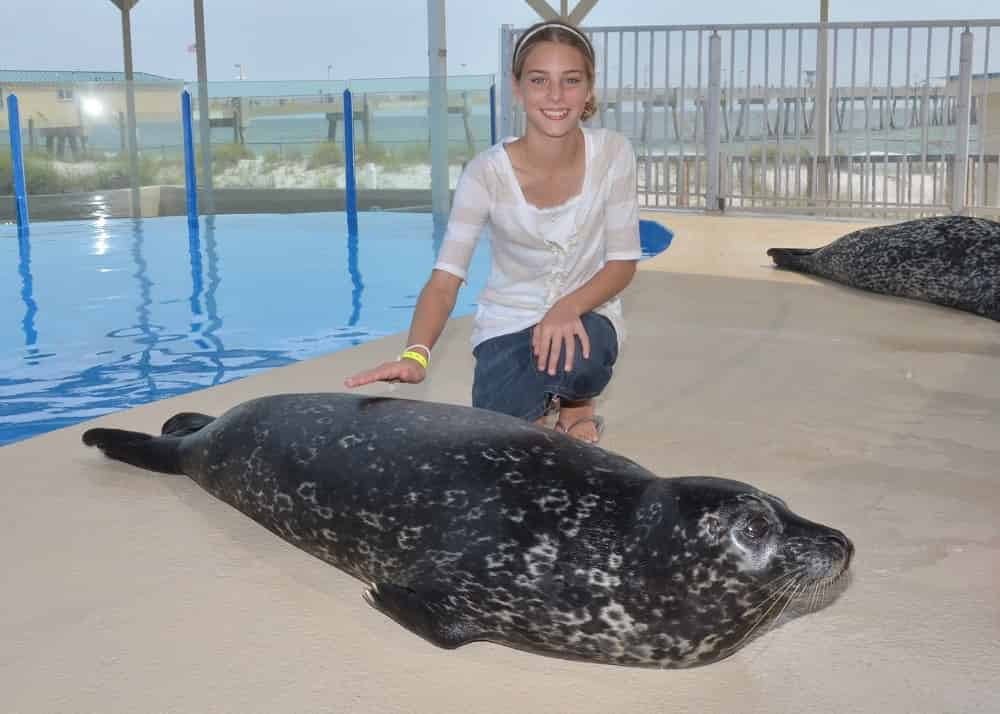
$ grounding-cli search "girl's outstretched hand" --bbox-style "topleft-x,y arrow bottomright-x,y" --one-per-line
344,359 -> 426,388
532,301 -> 590,376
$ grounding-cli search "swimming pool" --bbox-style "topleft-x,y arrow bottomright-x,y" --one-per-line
1,211 -> 670,446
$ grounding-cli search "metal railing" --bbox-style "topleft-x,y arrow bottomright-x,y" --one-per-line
1,75 -> 498,223
500,19 -> 1000,218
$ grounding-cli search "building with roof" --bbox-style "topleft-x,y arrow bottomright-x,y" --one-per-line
0,69 -> 183,159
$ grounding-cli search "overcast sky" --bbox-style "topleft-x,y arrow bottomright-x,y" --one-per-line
2,1 -> 997,81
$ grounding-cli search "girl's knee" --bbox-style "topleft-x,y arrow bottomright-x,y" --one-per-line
557,313 -> 618,398
580,313 -> 618,366
560,353 -> 613,398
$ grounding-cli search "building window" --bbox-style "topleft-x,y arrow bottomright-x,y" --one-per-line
57,88 -> 75,101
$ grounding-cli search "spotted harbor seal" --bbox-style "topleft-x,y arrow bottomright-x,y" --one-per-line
82,392 -> 853,668
767,215 -> 1000,321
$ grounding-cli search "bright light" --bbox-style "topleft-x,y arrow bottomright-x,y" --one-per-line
82,97 -> 104,117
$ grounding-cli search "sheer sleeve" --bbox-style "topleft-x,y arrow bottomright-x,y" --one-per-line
603,134 -> 642,262
433,156 -> 493,282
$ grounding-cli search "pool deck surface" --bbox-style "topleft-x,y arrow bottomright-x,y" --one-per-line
2,211 -> 998,713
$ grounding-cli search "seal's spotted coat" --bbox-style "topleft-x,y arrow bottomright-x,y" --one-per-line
83,392 -> 853,668
768,215 -> 1000,321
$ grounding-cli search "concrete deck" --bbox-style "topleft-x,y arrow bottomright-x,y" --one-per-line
2,212 -> 998,713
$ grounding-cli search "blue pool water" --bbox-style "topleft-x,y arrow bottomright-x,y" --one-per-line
1,212 -> 670,446
0,212 -> 492,445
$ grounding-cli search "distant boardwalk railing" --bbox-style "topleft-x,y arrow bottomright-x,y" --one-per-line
502,19 -> 1000,218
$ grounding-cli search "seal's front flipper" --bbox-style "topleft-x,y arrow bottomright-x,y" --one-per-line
363,582 -> 484,649
161,411 -> 215,437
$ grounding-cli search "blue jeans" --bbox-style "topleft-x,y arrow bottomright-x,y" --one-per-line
471,312 -> 619,421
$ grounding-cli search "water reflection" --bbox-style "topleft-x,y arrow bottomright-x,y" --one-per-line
96,215 -> 301,401
87,193 -> 112,221
347,229 -> 363,327
187,219 -> 204,320
17,229 -> 38,348
194,215 -> 227,384
431,213 -> 447,260
131,218 -> 156,397
2,216 -> 353,444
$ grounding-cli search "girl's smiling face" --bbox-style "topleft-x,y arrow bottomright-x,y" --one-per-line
513,40 -> 593,139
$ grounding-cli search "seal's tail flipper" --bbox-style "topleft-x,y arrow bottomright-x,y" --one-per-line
767,247 -> 817,270
82,428 -> 184,475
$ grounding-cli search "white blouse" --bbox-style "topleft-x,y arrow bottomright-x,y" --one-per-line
433,127 -> 641,350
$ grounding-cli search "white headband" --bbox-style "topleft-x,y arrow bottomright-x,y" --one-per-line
513,22 -> 594,68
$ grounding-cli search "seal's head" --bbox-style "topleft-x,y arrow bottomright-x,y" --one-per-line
639,477 -> 854,667
683,477 -> 853,581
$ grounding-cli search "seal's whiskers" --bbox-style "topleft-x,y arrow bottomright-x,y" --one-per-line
738,580 -> 806,661
750,565 -> 808,598
735,577 -> 804,653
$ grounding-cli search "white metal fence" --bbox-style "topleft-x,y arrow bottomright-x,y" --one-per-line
500,20 -> 1000,219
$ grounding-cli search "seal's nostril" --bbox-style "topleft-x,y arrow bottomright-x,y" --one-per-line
821,531 -> 854,569
844,538 -> 855,569
829,532 -> 854,569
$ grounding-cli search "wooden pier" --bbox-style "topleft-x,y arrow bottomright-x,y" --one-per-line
596,85 -> 982,144
200,90 -> 483,152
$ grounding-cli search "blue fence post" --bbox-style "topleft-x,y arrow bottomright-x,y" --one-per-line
180,90 -> 199,230
489,82 -> 497,145
343,88 -> 359,236
7,94 -> 30,233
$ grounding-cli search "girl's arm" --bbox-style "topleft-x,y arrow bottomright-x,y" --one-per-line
344,152 -> 490,389
343,269 -> 463,388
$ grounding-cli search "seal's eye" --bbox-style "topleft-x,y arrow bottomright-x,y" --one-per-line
743,516 -> 771,540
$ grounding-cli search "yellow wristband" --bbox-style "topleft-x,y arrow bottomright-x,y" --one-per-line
400,350 -> 429,369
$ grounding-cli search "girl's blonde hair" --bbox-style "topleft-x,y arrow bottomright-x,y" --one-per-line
512,20 -> 598,122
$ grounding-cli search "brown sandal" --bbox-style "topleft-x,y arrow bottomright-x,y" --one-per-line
554,415 -> 605,444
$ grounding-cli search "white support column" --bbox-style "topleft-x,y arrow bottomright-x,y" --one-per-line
524,0 -> 559,20
524,0 -> 599,23
194,0 -> 214,214
499,24 -> 515,140
706,32 -> 722,211
815,0 -> 831,204
567,0 -> 600,24
427,0 -> 450,222
119,3 -> 141,218
952,29 -> 974,215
